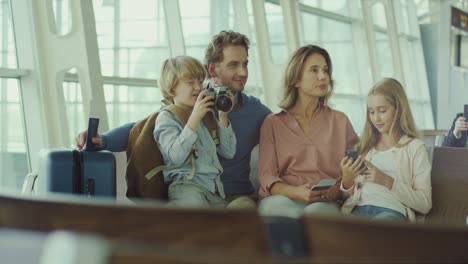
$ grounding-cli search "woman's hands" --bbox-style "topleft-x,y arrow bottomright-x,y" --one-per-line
340,155 -> 366,189
293,183 -> 329,204
363,161 -> 394,190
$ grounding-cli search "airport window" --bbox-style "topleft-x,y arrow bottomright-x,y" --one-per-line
300,0 -> 350,16
0,0 -> 29,191
104,84 -> 162,129
52,0 -> 72,35
371,2 -> 394,78
180,0 -> 235,61
93,0 -> 170,79
264,1 -> 288,64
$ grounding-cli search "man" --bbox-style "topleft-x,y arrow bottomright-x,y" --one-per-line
76,31 -> 271,206
442,113 -> 468,147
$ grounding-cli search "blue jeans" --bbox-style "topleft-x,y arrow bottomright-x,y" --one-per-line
351,205 -> 406,221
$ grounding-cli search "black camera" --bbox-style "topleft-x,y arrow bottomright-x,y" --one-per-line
204,86 -> 233,112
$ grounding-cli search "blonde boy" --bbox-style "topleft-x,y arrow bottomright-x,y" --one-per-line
154,56 -> 236,207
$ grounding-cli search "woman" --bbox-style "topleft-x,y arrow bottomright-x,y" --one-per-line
258,45 -> 358,217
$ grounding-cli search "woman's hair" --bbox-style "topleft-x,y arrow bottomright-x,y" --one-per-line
278,45 -> 335,110
358,78 -> 419,155
204,30 -> 250,67
160,56 -> 207,102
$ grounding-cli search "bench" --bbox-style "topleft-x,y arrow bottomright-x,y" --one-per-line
426,147 -> 468,225
0,193 -> 270,263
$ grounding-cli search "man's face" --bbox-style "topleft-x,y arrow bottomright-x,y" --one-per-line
210,45 -> 248,93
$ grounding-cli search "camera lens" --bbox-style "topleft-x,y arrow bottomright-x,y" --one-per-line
216,96 -> 233,112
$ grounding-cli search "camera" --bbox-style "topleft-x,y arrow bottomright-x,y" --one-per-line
204,86 -> 233,112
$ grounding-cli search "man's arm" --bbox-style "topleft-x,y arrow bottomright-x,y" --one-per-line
102,122 -> 136,152
442,113 -> 468,147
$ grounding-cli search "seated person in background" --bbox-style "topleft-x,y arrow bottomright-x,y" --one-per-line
154,55 -> 236,207
75,31 -> 271,208
442,113 -> 468,147
340,78 -> 432,221
258,45 -> 359,218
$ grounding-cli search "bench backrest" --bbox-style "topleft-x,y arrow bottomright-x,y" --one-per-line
0,194 -> 268,259
304,215 -> 468,263
427,147 -> 468,225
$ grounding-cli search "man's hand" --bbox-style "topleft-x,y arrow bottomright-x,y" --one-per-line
454,116 -> 468,138
75,130 -> 103,150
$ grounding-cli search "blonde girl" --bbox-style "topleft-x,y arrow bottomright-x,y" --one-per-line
340,78 -> 432,221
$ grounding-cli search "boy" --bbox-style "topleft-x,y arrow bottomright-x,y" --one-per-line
154,56 -> 236,207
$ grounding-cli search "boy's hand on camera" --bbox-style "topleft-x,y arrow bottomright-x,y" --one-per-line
363,161 -> 394,190
218,92 -> 234,127
187,90 -> 214,132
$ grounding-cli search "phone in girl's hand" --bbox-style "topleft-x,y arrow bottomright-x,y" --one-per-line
310,179 -> 336,191
345,149 -> 366,170
464,104 -> 468,120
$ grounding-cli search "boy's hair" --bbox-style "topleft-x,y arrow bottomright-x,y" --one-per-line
278,45 -> 335,110
358,78 -> 419,155
160,56 -> 206,102
204,30 -> 250,68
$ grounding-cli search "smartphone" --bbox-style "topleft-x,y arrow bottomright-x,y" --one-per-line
464,104 -> 468,120
345,149 -> 366,170
310,179 -> 336,191
85,118 -> 99,151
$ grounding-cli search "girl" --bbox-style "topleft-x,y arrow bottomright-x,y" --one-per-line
340,78 -> 432,221
258,45 -> 358,217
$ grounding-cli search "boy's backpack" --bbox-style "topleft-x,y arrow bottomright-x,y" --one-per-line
125,104 -> 218,200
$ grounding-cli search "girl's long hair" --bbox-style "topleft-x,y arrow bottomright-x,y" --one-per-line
357,78 -> 419,155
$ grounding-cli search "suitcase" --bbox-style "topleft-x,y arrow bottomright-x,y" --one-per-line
36,148 -> 116,197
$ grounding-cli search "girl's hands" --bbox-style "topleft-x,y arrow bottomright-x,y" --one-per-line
363,161 -> 394,190
340,155 -> 366,189
187,90 -> 214,132
454,116 -> 468,138
218,91 -> 235,128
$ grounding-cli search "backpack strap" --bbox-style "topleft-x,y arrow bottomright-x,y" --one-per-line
203,111 -> 219,146
145,104 -> 197,180
165,104 -> 219,146
144,105 -> 220,181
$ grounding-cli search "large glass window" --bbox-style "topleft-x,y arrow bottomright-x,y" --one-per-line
1,0 -> 16,68
0,79 -> 28,191
371,3 -> 394,78
180,0 -> 235,62
264,1 -> 287,64
0,1 -> 29,191
396,0 -> 433,129
300,0 -> 350,16
104,84 -> 162,128
93,0 -> 170,79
